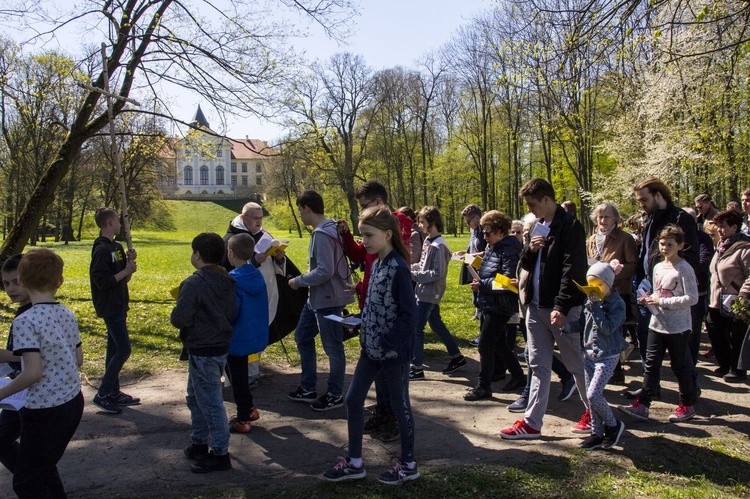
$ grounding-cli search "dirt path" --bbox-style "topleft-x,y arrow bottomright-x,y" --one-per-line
1,352 -> 748,497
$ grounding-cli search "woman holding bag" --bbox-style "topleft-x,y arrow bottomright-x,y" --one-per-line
706,210 -> 750,383
464,211 -> 525,401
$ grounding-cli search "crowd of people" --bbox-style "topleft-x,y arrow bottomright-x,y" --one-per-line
1,176 -> 749,495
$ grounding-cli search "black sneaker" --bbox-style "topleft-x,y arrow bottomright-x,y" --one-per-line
310,393 -> 344,411
190,451 -> 232,473
602,420 -> 625,449
579,434 -> 604,450
184,443 -> 209,460
364,413 -> 389,432
323,457 -> 366,481
623,387 -> 661,400
464,386 -> 492,401
470,336 -> 480,347
288,387 -> 318,403
93,393 -> 122,414
111,391 -> 141,406
442,355 -> 467,374
377,417 -> 400,442
409,367 -> 425,380
378,461 -> 420,485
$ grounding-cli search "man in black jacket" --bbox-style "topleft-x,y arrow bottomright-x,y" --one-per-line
500,178 -> 589,440
627,177 -> 700,399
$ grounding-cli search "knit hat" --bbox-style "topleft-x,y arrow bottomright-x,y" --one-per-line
587,261 -> 615,289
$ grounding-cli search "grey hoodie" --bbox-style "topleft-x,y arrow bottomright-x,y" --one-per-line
291,218 -> 354,311
412,235 -> 451,304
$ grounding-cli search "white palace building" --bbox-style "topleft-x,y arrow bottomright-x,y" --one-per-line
161,106 -> 276,201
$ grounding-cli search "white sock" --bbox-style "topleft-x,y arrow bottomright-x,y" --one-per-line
349,457 -> 363,468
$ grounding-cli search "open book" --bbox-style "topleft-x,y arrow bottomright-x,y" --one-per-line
0,376 -> 26,411
255,238 -> 289,257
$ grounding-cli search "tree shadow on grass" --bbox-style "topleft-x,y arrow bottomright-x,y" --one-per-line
620,434 -> 750,487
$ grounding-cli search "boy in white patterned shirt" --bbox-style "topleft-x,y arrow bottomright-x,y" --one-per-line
0,249 -> 83,497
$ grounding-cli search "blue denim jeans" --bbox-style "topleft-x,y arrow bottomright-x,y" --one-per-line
98,313 -> 131,397
412,301 -> 460,367
186,354 -> 229,456
346,355 -> 415,463
294,301 -> 346,397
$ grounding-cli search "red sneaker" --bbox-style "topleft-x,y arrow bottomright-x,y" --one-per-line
500,419 -> 541,440
249,407 -> 260,422
571,409 -> 591,434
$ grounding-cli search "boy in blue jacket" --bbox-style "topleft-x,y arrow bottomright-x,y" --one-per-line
226,233 -> 269,433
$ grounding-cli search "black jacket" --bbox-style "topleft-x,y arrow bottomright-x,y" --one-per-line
171,265 -> 236,357
90,236 -> 129,318
475,235 -> 521,316
520,206 -> 587,315
636,204 -> 699,283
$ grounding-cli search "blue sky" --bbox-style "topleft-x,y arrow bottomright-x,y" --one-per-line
215,0 -> 493,139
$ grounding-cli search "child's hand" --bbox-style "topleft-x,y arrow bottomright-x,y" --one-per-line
345,282 -> 357,295
588,291 -> 600,302
127,249 -> 137,261
645,294 -> 660,306
469,279 -> 480,292
288,278 -> 299,290
125,258 -> 137,275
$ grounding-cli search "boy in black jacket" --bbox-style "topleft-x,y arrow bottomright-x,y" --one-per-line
172,233 -> 236,474
89,208 -> 138,414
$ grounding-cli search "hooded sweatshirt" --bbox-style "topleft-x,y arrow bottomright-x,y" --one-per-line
412,235 -> 451,304
171,264 -> 236,356
229,263 -> 269,356
290,218 -> 354,311
90,236 -> 129,318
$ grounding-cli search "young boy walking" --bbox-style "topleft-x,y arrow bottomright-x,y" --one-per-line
171,233 -> 236,473
90,207 -> 139,414
226,233 -> 269,433
0,249 -> 84,497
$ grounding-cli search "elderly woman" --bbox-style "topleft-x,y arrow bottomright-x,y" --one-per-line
465,211 -> 524,400
587,201 -> 638,383
706,210 -> 750,383
587,202 -> 638,293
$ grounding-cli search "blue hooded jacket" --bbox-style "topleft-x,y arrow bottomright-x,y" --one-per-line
229,263 -> 269,356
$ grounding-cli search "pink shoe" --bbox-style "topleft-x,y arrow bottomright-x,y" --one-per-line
500,419 -> 541,440
668,404 -> 695,423
571,409 -> 591,434
618,397 -> 650,421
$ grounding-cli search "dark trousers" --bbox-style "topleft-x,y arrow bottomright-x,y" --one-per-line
14,390 -> 84,499
478,312 -> 522,388
0,408 -> 20,472
226,355 -> 255,422
641,330 -> 694,407
492,323 -> 518,376
346,356 -> 414,463
99,313 -> 131,397
706,307 -> 747,373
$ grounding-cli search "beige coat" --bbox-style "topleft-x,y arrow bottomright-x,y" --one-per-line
709,237 -> 750,309
587,227 -> 638,296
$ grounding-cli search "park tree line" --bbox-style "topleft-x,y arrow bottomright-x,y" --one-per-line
265,0 -> 750,234
1,0 -> 750,260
